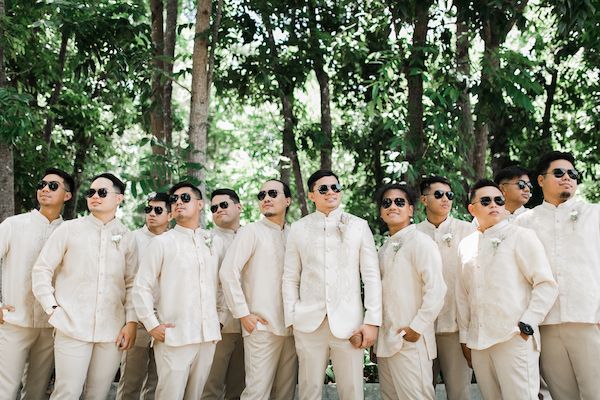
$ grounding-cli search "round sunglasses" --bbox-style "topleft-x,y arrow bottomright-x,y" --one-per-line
170,193 -> 200,203
210,201 -> 230,213
315,183 -> 343,195
381,197 -> 407,208
37,180 -> 67,192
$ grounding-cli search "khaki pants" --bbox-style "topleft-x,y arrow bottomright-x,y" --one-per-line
154,341 -> 216,400
540,323 -> 600,400
433,332 -> 472,400
379,338 -> 435,400
116,325 -> 158,400
202,332 -> 245,400
294,318 -> 363,400
471,334 -> 539,400
0,322 -> 54,400
241,330 -> 297,400
51,330 -> 122,400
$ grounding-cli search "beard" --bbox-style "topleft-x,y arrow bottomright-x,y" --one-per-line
262,211 -> 276,217
559,191 -> 572,202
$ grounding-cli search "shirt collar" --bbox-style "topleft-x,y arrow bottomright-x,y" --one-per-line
422,216 -> 452,232
86,213 -> 118,228
142,225 -> 156,237
389,224 -> 416,241
259,217 -> 286,231
541,196 -> 578,211
31,209 -> 63,225
481,219 -> 509,237
173,224 -> 204,237
214,225 -> 237,235
314,206 -> 343,222
511,205 -> 527,216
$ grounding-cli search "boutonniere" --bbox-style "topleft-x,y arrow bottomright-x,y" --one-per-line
202,232 -> 213,254
442,233 -> 453,247
111,234 -> 123,249
490,236 -> 504,252
391,240 -> 403,253
338,214 -> 350,242
570,210 -> 578,222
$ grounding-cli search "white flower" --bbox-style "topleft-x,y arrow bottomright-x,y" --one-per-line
442,233 -> 453,247
392,241 -> 402,253
570,210 -> 578,222
490,237 -> 503,250
111,234 -> 123,249
338,214 -> 350,242
202,232 -> 213,254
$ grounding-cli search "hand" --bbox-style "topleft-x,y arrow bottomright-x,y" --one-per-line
116,322 -> 138,351
353,324 -> 378,349
519,332 -> 530,341
0,305 -> 15,324
461,343 -> 472,368
149,323 -> 175,343
240,314 -> 268,334
398,327 -> 421,343
369,346 -> 377,364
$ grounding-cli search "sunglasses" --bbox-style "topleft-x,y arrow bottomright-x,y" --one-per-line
85,188 -> 119,198
544,168 -> 579,181
210,201 -> 229,213
37,180 -> 63,192
426,190 -> 455,200
144,206 -> 164,215
511,180 -> 533,190
257,189 -> 279,201
170,193 -> 199,203
472,196 -> 505,207
316,183 -> 343,195
381,197 -> 407,208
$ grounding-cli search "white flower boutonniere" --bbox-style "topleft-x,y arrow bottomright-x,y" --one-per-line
490,237 -> 504,253
442,233 -> 453,247
338,214 -> 350,242
391,241 -> 402,253
570,210 -> 579,222
202,232 -> 213,254
111,234 -> 123,249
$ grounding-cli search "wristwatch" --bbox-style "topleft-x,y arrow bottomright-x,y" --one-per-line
518,321 -> 534,336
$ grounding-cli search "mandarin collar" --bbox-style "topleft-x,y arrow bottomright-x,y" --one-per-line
214,225 -> 237,236
389,224 -> 416,241
259,217 -> 287,231
481,220 -> 509,237
141,225 -> 156,237
174,224 -> 204,237
314,206 -> 343,221
422,216 -> 452,232
541,197 -> 578,211
86,213 -> 118,228
32,209 -> 63,225
511,205 -> 527,216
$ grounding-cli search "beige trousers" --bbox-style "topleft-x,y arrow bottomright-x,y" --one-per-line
51,330 -> 123,400
0,322 -> 54,400
116,325 -> 158,400
154,340 -> 216,400
540,323 -> 600,400
471,334 -> 539,400
433,332 -> 472,400
294,318 -> 363,400
379,338 -> 435,400
202,332 -> 245,400
241,330 -> 297,400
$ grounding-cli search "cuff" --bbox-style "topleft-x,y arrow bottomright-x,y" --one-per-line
231,304 -> 250,320
363,310 -> 382,327
459,330 -> 468,343
519,310 -> 540,328
140,315 -> 160,332
409,315 -> 430,335
125,309 -> 138,324
38,294 -> 58,312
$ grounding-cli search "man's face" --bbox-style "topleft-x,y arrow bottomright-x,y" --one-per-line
86,177 -> 123,214
145,200 -> 171,229
500,174 -> 532,207
37,173 -> 72,207
468,186 -> 505,229
172,187 -> 203,222
307,175 -> 342,214
380,188 -> 413,229
538,159 -> 578,202
259,180 -> 290,218
211,194 -> 241,228
420,182 -> 453,217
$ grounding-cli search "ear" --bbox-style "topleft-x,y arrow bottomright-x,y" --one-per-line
499,183 -> 508,196
198,199 -> 205,210
116,193 -> 125,205
537,174 -> 544,188
64,192 -> 73,202
235,203 -> 242,212
286,197 -> 291,207
467,203 -> 475,217
307,191 -> 315,203
408,204 -> 414,217
420,195 -> 427,207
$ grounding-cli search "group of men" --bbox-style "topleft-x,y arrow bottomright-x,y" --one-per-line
0,149 -> 598,400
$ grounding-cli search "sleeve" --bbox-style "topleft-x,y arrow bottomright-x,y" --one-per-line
133,237 -> 164,332
31,223 -> 69,311
212,235 -> 230,326
282,223 -> 302,327
219,227 -> 256,319
0,218 -> 12,307
515,228 -> 559,328
123,231 -> 139,323
455,240 -> 470,344
359,220 -> 382,327
409,237 -> 447,334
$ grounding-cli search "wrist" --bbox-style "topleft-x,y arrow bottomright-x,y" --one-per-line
518,321 -> 534,336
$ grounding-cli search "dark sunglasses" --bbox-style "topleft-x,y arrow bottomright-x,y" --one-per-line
513,180 -> 533,190
316,183 -> 343,195
473,196 -> 505,207
210,201 -> 230,213
257,189 -> 279,201
426,190 -> 455,200
170,193 -> 198,203
144,206 -> 164,215
85,188 -> 119,198
544,168 -> 579,181
381,197 -> 407,208
37,180 -> 63,192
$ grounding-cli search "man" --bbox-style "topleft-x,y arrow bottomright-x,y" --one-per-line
117,192 -> 172,400
494,165 -> 532,220
456,179 -> 558,399
32,172 -> 138,399
283,169 -> 382,400
376,183 -> 446,400
134,182 -> 222,400
0,168 -> 73,399
516,151 -> 600,399
202,188 -> 245,400
416,176 -> 474,400
220,180 -> 297,400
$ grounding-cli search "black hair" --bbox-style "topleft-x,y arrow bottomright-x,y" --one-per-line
307,170 -> 339,192
148,192 -> 172,212
535,151 -> 576,177
376,183 -> 417,206
211,188 -> 240,204
169,181 -> 203,199
263,179 -> 292,214
91,173 -> 126,194
468,179 -> 501,203
419,175 -> 452,195
44,167 -> 75,193
493,166 -> 530,185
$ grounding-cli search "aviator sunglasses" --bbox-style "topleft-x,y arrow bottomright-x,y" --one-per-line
257,190 -> 279,201
472,196 -> 505,207
381,197 -> 407,208
510,180 -> 533,190
144,206 -> 164,215
316,183 -> 343,195
170,193 -> 199,203
426,190 -> 455,200
210,201 -> 230,213
544,168 -> 579,181
85,188 -> 119,198
37,180 -> 65,192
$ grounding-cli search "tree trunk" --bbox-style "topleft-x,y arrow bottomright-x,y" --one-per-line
63,132 -> 92,220
473,121 -> 488,178
150,0 -> 165,152
43,30 -> 69,147
163,0 -> 178,146
540,68 -> 558,150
